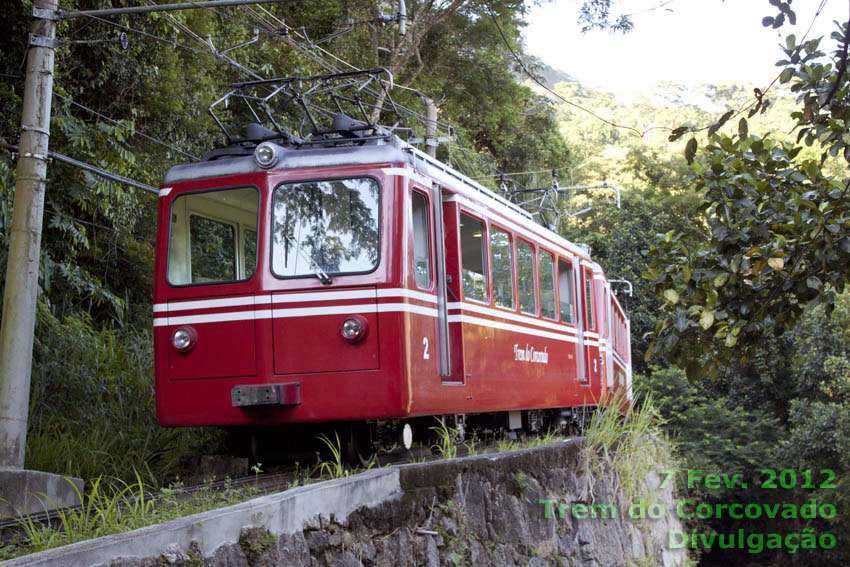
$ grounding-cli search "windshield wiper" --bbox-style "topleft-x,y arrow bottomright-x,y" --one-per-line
283,232 -> 333,285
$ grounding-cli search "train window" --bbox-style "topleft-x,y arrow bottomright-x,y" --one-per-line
271,178 -> 380,278
538,250 -> 556,319
190,216 -> 236,281
244,229 -> 257,278
517,240 -> 536,314
460,213 -> 488,302
167,186 -> 259,286
585,271 -> 595,330
411,191 -> 432,288
490,227 -> 514,309
558,259 -> 575,324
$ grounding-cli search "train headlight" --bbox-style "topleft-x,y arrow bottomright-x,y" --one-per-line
172,326 -> 198,353
253,142 -> 279,169
340,315 -> 368,343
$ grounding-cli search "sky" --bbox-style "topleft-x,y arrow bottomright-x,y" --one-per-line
525,0 -> 848,97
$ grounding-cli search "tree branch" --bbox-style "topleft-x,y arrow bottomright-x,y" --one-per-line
823,15 -> 850,107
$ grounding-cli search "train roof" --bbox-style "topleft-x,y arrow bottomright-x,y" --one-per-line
162,134 -> 593,263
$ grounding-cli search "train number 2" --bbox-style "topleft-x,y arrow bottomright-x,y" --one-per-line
423,337 -> 430,359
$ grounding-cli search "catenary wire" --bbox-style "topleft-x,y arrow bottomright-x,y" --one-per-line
54,93 -> 200,161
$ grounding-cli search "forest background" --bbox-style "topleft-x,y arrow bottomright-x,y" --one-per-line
1,0 -> 849,565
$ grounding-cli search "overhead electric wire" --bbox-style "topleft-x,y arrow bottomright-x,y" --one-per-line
54,93 -> 200,161
0,143 -> 158,194
485,2 -> 646,137
207,3 -> 459,133
81,0 -> 510,188
47,209 -> 156,243
82,13 -> 211,57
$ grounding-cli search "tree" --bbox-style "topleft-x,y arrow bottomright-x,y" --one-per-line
644,20 -> 850,377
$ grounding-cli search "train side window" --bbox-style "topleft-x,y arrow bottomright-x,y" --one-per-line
167,186 -> 259,286
538,250 -> 556,319
411,191 -> 432,289
517,240 -> 536,314
490,226 -> 514,309
585,271 -> 595,330
460,213 -> 488,302
558,259 -> 575,324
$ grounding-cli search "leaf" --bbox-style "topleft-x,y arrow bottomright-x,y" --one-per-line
762,16 -> 775,27
700,310 -> 715,330
738,117 -> 748,140
663,289 -> 680,304
708,122 -> 721,138
780,67 -> 794,83
685,137 -> 698,164
668,126 -> 688,142
768,257 -> 784,271
714,273 -> 728,288
686,360 -> 705,381
717,110 -> 734,127
806,276 -> 822,290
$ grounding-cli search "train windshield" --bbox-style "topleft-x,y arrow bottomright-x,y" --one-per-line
271,177 -> 380,280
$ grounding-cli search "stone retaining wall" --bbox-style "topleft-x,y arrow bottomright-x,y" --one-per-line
1,439 -> 685,567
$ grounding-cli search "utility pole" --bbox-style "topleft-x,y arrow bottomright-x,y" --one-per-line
0,0 -> 57,469
0,0 -> 83,517
424,97 -> 438,158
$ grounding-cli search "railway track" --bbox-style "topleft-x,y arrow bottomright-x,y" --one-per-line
0,437 -> 516,544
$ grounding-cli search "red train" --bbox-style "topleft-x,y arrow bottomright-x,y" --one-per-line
153,78 -> 631,459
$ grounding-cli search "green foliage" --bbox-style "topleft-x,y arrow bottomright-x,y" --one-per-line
636,367 -> 782,493
561,181 -> 703,370
25,313 -> 220,486
430,417 -> 459,460
0,474 -> 268,561
644,23 -> 850,376
316,432 -> 350,479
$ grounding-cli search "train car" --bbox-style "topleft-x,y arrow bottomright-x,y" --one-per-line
153,91 -> 631,458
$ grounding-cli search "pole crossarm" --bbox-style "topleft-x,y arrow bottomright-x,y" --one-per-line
57,0 -> 297,20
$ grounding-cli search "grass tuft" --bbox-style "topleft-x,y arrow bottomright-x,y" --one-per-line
579,388 -> 674,507
430,418 -> 458,459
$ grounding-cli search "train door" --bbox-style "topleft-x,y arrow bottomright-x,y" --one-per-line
572,261 -> 587,386
603,281 -> 615,396
440,195 -> 465,383
441,200 -> 493,385
581,264 -> 601,396
409,184 -> 451,379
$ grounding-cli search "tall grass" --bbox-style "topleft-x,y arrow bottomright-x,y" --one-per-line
430,417 -> 458,459
0,473 -> 266,561
579,388 -> 674,506
26,314 -> 221,488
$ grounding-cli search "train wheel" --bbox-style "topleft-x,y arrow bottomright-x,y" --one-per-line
345,424 -> 376,468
